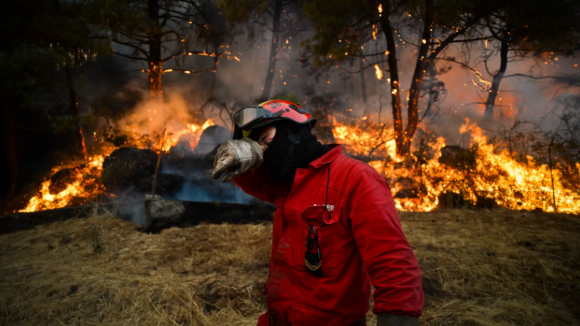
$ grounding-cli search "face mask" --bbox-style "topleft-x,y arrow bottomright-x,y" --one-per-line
261,121 -> 329,181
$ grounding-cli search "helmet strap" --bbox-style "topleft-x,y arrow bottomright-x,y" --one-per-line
279,124 -> 306,179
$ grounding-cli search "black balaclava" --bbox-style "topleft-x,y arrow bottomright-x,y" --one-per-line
257,120 -> 330,181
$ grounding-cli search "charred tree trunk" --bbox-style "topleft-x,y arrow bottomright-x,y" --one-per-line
402,0 -> 433,155
379,0 -> 404,156
359,56 -> 368,105
1,103 -> 18,195
55,0 -> 87,157
483,39 -> 509,120
148,0 -> 163,102
209,41 -> 220,100
261,0 -> 282,100
424,36 -> 436,117
64,61 -> 87,158
378,0 -> 478,156
376,41 -> 387,89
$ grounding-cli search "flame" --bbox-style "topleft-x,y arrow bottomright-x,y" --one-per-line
331,117 -> 401,162
332,118 -> 580,214
162,119 -> 215,152
19,155 -> 108,213
21,119 -> 216,213
374,64 -> 383,80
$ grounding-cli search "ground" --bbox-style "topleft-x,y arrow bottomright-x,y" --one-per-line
0,208 -> 579,326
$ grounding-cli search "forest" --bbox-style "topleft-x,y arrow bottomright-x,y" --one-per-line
0,0 -> 579,214
0,0 -> 579,325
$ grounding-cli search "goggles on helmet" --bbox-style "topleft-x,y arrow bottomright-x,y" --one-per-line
233,105 -> 283,130
232,100 -> 317,140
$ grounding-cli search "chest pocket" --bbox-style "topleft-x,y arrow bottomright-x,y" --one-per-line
274,178 -> 356,278
275,183 -> 353,278
302,206 -> 352,277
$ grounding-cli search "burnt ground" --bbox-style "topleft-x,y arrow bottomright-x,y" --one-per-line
0,208 -> 578,326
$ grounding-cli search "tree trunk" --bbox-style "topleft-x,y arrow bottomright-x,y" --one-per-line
424,34 -> 436,117
148,0 -> 163,103
379,0 -> 404,156
1,103 -> 18,195
261,0 -> 282,100
402,0 -> 433,155
359,56 -> 368,105
483,39 -> 509,120
379,0 -> 479,155
64,61 -> 87,158
209,40 -> 220,100
376,41 -> 387,89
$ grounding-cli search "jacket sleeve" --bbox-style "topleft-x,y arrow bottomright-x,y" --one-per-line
346,167 -> 424,318
233,166 -> 279,204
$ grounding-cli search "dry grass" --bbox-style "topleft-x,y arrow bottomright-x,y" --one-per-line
0,207 -> 578,326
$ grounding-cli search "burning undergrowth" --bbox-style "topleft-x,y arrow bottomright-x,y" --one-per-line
18,155 -> 111,213
15,93 -> 580,215
330,116 -> 580,214
17,95 -> 256,215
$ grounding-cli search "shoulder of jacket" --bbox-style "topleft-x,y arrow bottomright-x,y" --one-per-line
332,154 -> 383,184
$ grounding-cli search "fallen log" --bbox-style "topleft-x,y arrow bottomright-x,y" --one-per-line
0,202 -> 123,235
0,200 -> 275,235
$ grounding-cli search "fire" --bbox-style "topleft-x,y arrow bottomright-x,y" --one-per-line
332,118 -> 580,214
331,117 -> 400,162
374,64 -> 383,80
19,155 -> 107,213
162,119 -> 215,152
20,119 -> 216,213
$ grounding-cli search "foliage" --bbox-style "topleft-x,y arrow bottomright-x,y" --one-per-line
91,0 -> 232,67
271,92 -> 301,105
217,0 -> 271,26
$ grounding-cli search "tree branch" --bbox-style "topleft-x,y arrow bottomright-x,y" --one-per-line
113,51 -> 149,62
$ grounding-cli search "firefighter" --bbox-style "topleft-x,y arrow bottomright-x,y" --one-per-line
212,100 -> 423,326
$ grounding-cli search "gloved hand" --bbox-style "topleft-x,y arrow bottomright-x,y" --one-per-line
377,314 -> 419,326
212,138 -> 264,182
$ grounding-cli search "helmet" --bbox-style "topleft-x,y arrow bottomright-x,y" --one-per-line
232,100 -> 316,140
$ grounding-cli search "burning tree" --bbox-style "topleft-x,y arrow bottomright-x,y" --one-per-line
94,0 -> 235,102
302,0 -> 506,155
475,0 -> 579,120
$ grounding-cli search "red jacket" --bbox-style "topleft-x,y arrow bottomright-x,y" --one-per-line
234,145 -> 423,326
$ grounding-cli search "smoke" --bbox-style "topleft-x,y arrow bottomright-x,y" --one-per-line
114,91 -> 198,137
78,10 -> 577,179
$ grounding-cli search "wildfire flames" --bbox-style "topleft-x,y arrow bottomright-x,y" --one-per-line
17,115 -> 580,215
374,64 -> 383,80
19,120 -> 216,213
163,119 -> 215,151
19,155 -> 107,213
332,118 -> 580,214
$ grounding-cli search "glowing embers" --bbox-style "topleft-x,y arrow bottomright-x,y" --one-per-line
374,64 -> 383,80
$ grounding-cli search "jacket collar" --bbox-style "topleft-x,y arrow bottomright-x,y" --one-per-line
308,144 -> 343,169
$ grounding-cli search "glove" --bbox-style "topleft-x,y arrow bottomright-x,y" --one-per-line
377,314 -> 419,326
212,138 -> 264,183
